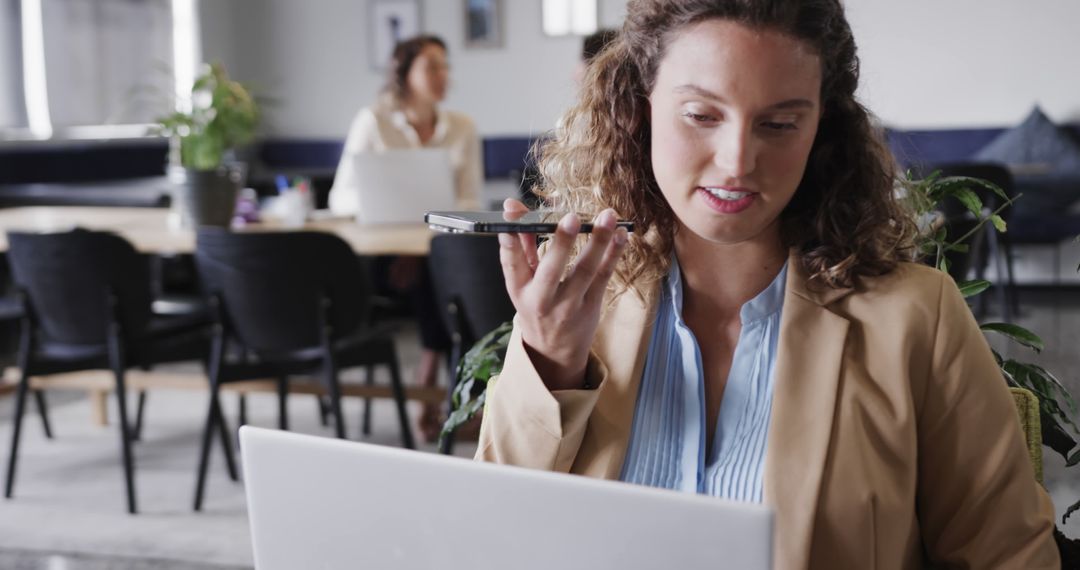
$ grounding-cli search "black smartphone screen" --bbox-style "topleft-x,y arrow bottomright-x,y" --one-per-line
425,211 -> 635,234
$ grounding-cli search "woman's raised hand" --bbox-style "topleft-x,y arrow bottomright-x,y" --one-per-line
498,198 -> 629,391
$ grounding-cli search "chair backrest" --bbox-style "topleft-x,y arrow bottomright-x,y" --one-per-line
7,229 -> 152,345
1009,386 -> 1043,484
428,234 -> 515,348
195,229 -> 369,353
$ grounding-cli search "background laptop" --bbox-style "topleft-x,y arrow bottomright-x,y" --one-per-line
350,148 -> 456,224
240,426 -> 774,570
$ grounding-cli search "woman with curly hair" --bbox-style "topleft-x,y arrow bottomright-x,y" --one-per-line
476,0 -> 1059,567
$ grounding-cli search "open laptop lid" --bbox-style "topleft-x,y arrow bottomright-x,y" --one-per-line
350,148 -> 456,224
240,426 -> 774,570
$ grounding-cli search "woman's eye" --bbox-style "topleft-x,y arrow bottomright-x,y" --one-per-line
682,111 -> 716,123
761,121 -> 797,131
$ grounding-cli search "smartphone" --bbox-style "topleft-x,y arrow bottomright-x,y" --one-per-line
425,210 -> 635,234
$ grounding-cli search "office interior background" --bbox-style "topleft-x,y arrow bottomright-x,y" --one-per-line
0,0 -> 1079,568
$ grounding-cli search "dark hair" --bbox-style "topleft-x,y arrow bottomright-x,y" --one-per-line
582,29 -> 619,62
383,34 -> 447,103
535,0 -> 916,292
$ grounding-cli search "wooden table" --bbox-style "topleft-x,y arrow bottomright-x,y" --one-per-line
0,206 -> 435,255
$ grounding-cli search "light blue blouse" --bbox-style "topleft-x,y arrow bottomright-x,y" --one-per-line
619,259 -> 786,502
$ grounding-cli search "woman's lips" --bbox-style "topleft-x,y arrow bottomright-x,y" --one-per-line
697,187 -> 756,214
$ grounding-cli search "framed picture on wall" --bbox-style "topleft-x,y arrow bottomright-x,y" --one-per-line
370,0 -> 421,70
464,0 -> 502,48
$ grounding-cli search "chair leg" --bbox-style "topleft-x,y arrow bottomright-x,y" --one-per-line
4,364 -> 32,499
972,233 -> 989,319
361,364 -> 374,436
238,393 -> 248,428
193,392 -> 218,512
986,229 -> 1012,323
214,398 -> 238,481
438,344 -> 462,455
108,342 -> 137,515
1002,240 -> 1020,316
317,396 -> 329,427
33,390 -> 53,440
132,391 -> 147,442
322,363 -> 346,440
195,328 -> 226,512
387,350 -> 415,450
276,376 -> 289,431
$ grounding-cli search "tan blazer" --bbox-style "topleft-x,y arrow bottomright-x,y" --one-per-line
476,252 -> 1059,569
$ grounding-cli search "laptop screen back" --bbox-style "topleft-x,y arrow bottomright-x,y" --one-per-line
349,148 -> 456,224
240,426 -> 774,570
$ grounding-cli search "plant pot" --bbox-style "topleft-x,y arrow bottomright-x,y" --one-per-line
172,167 -> 242,228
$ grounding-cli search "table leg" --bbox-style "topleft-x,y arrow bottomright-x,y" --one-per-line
91,389 -> 109,426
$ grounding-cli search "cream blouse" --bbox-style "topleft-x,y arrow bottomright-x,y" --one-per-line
328,101 -> 483,215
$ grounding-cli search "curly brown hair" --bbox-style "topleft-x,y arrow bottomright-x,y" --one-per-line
533,0 -> 916,293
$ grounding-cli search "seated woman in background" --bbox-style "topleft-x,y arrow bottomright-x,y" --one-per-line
330,35 -> 482,441
477,0 -> 1059,568
329,34 -> 481,214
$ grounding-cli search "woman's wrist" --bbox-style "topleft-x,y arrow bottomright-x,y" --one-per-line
522,342 -> 591,391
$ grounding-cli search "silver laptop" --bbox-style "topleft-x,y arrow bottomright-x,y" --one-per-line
240,426 -> 774,570
350,148 -> 456,224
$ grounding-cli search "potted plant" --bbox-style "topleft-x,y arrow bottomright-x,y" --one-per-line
154,63 -> 258,227
441,171 -> 1080,559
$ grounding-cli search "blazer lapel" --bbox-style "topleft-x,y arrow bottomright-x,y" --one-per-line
765,252 -> 852,569
575,285 -> 659,479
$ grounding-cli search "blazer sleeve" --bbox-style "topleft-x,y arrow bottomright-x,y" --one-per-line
916,274 -> 1059,568
474,318 -> 607,472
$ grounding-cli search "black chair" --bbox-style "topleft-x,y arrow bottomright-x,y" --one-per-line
428,234 -> 515,454
193,229 -> 414,511
0,294 -> 52,439
4,229 -> 213,514
932,162 -> 1018,322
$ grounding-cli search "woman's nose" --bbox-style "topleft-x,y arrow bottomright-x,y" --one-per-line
712,125 -> 756,179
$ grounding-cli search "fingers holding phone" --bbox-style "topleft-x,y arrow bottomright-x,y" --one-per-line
497,202 -> 629,391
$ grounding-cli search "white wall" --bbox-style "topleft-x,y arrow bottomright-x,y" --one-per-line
201,0 -> 617,139
200,0 -> 1080,138
847,0 -> 1080,129
0,0 -> 26,129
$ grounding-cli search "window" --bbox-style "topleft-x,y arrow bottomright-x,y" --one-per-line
2,0 -> 199,141
542,0 -> 598,37
0,0 -> 27,131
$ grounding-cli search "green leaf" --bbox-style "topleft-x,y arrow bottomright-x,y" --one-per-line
1065,498 -> 1080,524
439,320 -> 514,443
980,322 -> 1044,352
957,280 -> 990,298
1041,414 -> 1079,460
952,187 -> 984,218
1067,448 -> 1080,467
937,175 -> 1009,204
989,214 -> 1007,233
937,256 -> 950,274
